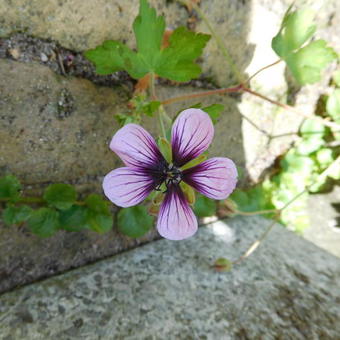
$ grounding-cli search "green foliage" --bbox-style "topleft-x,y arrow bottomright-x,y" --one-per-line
193,194 -> 216,218
59,205 -> 89,232
332,70 -> 340,87
0,175 -> 21,202
155,27 -> 210,82
2,205 -> 33,226
286,40 -> 337,85
230,185 -> 275,218
84,194 -> 113,233
272,8 -> 336,85
117,205 -> 154,238
201,104 -> 224,124
326,89 -> 340,122
272,9 -> 316,58
43,183 -> 77,210
85,0 -> 210,82
27,208 -> 60,237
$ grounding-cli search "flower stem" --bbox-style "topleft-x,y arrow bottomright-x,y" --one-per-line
184,0 -> 244,84
161,84 -> 243,106
243,59 -> 282,84
149,72 -> 167,138
242,86 -> 340,130
234,208 -> 278,216
0,196 -> 85,206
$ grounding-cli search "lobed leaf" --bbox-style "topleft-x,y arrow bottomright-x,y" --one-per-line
155,27 -> 210,82
286,40 -> 337,85
272,9 -> 316,58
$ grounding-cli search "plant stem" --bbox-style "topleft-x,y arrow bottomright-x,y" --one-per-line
161,84 -> 243,106
234,208 -> 278,216
242,86 -> 340,130
149,72 -> 167,138
232,156 -> 340,266
177,0 -> 243,83
149,72 -> 156,100
162,83 -> 340,130
0,196 -> 85,206
244,59 -> 282,84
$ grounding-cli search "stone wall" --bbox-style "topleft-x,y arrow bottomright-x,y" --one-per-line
0,0 -> 339,292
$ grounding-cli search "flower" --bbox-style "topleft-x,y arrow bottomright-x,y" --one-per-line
103,108 -> 238,240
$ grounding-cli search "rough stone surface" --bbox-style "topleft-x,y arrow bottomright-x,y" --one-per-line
0,0 -> 339,292
0,216 -> 339,339
0,59 -> 244,293
304,186 -> 340,258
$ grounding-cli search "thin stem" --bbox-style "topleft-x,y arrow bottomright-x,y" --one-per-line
234,208 -> 278,216
244,59 -> 282,84
232,156 -> 340,266
0,196 -> 85,206
232,215 -> 279,265
161,84 -> 243,106
178,0 -> 243,83
149,72 -> 156,100
150,72 -> 167,138
242,86 -> 340,130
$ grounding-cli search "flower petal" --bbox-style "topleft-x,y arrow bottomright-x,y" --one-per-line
103,167 -> 155,207
183,157 -> 238,200
157,186 -> 198,240
110,124 -> 164,168
171,108 -> 214,167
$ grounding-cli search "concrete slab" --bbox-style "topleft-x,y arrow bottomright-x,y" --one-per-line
0,216 -> 339,339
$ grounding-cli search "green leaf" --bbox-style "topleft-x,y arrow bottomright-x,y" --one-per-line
193,194 -> 216,218
155,27 -> 210,82
300,118 -> 325,138
272,9 -> 316,58
85,40 -> 148,78
326,89 -> 340,121
133,0 -> 165,68
230,186 -> 275,216
286,40 -> 336,85
2,205 -> 33,226
0,175 -> 21,201
43,183 -> 77,210
85,211 -> 113,233
85,194 -> 110,214
296,138 -> 324,155
27,208 -> 60,237
59,205 -> 89,232
202,104 -> 224,124
85,1 -> 209,82
117,205 -> 154,238
316,148 -> 334,167
84,194 -> 113,233
332,70 -> 340,88
281,150 -> 314,174
114,113 -> 137,126
143,101 -> 161,117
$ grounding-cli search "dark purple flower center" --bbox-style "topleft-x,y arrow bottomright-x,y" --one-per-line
153,162 -> 183,192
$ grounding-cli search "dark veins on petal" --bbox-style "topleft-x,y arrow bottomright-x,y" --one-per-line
182,159 -> 227,196
172,117 -> 210,167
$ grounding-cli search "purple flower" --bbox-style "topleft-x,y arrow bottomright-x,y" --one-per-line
103,109 -> 238,240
